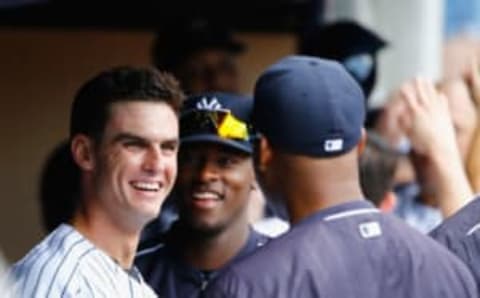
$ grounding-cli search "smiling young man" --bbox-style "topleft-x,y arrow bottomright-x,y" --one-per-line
135,93 -> 268,298
10,66 -> 185,297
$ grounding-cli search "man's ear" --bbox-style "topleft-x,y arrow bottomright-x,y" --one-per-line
256,137 -> 273,173
378,191 -> 397,213
71,134 -> 96,171
357,128 -> 367,156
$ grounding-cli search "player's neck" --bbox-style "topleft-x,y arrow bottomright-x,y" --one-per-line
280,155 -> 364,224
179,217 -> 250,270
286,181 -> 364,224
71,206 -> 140,270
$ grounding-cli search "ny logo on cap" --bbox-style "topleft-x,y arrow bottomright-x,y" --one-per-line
324,138 -> 344,152
196,97 -> 223,111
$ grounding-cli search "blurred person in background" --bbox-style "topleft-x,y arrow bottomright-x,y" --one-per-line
437,78 -> 478,164
38,140 -> 80,233
463,56 -> 480,191
377,77 -> 475,233
151,18 -> 245,95
429,56 -> 480,292
359,131 -> 399,212
443,0 -> 480,80
298,20 -> 387,104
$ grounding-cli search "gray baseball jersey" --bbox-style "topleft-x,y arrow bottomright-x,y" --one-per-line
430,196 -> 480,295
204,200 -> 477,298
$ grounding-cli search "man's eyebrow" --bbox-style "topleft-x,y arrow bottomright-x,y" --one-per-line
111,133 -> 179,146
162,138 -> 180,146
111,132 -> 147,144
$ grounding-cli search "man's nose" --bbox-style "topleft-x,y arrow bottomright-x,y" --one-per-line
196,159 -> 220,182
142,147 -> 164,174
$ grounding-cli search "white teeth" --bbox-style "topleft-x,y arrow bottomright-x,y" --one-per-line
193,191 -> 219,200
131,181 -> 159,191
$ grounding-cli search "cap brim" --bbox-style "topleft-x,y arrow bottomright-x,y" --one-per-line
181,134 -> 253,154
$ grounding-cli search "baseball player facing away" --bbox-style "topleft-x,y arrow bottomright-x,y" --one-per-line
9,66 -> 185,297
204,56 -> 478,298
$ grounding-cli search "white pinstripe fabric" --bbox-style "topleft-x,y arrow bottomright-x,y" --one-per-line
1,250 -> 16,298
9,224 -> 157,298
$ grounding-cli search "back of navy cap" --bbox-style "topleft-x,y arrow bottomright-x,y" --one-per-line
253,55 -> 365,157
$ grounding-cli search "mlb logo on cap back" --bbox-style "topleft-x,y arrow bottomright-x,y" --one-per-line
253,55 -> 366,157
324,138 -> 343,152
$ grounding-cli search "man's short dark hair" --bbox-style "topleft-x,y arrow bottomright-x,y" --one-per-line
359,132 -> 400,206
39,140 -> 80,232
70,66 -> 185,141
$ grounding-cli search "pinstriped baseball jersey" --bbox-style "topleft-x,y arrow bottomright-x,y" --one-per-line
9,224 -> 157,298
0,251 -> 16,298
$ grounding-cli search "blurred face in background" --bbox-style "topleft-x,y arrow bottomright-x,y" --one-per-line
180,49 -> 240,94
413,79 -> 476,200
438,79 -> 477,162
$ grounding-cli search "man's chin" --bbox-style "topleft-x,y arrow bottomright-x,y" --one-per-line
188,220 -> 224,237
135,205 -> 164,226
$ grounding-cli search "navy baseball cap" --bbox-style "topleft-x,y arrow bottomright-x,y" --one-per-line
299,21 -> 387,61
180,92 -> 256,154
253,55 -> 365,157
299,21 -> 387,98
